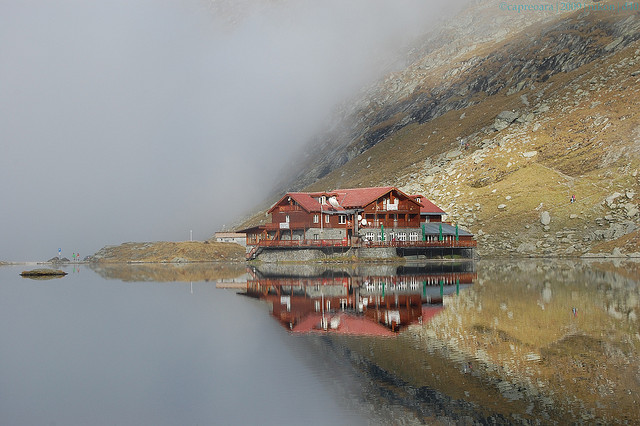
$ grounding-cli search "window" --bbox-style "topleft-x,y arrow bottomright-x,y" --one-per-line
285,215 -> 290,223
338,215 -> 346,224
365,232 -> 375,241
398,232 -> 407,241
325,214 -> 330,224
410,232 -> 419,241
313,214 -> 319,224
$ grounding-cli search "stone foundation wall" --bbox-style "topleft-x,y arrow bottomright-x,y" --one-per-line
254,246 -> 474,262
304,228 -> 346,240
353,247 -> 398,259
257,249 -> 327,262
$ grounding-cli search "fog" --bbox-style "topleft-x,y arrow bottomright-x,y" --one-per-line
0,0 -> 459,261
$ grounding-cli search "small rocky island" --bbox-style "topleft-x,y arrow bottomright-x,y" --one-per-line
20,268 -> 68,277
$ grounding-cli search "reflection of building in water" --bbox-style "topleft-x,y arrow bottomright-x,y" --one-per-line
242,264 -> 476,335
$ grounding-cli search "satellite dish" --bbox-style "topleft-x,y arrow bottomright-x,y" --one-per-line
361,219 -> 367,226
357,215 -> 362,221
328,196 -> 341,209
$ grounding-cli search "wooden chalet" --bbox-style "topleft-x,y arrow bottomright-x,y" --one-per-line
239,186 -> 476,260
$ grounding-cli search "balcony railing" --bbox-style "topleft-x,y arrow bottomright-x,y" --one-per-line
257,239 -> 350,247
264,222 -> 308,231
253,239 -> 476,248
364,240 -> 477,248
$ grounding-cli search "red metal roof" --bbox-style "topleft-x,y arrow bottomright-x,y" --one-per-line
269,187 -> 433,214
331,186 -> 396,208
411,194 -> 446,215
268,192 -> 321,213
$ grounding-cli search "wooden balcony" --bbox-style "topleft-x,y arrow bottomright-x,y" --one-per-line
253,239 -> 476,248
370,202 -> 419,213
264,221 -> 308,231
360,220 -> 414,228
364,240 -> 477,248
257,239 -> 350,248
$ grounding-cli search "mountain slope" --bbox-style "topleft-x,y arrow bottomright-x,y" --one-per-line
238,4 -> 640,257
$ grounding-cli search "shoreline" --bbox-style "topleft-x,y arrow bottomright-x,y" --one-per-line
3,252 -> 640,266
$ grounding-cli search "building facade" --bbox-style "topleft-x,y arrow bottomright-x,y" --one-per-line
241,186 -> 473,247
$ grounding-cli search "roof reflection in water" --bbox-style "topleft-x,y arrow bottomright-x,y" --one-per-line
240,262 -> 476,335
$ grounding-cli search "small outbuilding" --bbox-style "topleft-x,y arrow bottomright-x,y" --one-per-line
214,232 -> 247,247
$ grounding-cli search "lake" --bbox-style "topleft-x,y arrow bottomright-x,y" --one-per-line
1,259 -> 638,425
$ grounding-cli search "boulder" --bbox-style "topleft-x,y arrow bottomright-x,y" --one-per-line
446,150 -> 462,159
493,110 -> 519,131
541,211 -> 551,225
605,192 -> 623,207
534,104 -> 550,114
516,112 -> 534,123
624,203 -> 638,218
516,242 -> 536,253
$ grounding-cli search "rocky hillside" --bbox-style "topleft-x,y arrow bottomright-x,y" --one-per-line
240,3 -> 640,257
89,241 -> 245,263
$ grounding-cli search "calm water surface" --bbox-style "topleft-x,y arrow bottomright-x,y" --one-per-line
1,259 -> 639,425
0,264 -> 367,425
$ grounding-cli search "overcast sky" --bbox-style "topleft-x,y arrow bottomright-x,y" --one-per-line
0,0 -> 458,261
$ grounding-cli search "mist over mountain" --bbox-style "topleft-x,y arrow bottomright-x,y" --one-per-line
0,0 -> 462,261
